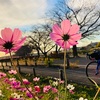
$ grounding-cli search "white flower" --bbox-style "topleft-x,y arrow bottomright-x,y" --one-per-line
0,90 -> 4,97
79,97 -> 84,100
11,92 -> 23,99
9,78 -> 16,81
67,84 -> 75,91
79,97 -> 88,100
54,77 -> 60,81
52,81 -> 58,86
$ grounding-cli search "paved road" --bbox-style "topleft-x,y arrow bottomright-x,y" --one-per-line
19,65 -> 100,86
2,57 -> 100,85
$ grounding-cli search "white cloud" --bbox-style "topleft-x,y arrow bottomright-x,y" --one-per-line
0,0 -> 47,30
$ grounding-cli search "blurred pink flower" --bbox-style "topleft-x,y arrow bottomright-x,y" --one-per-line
50,19 -> 81,49
69,90 -> 75,94
22,79 -> 30,85
11,80 -> 21,89
43,85 -> 51,93
10,97 -> 18,100
59,80 -> 64,84
34,86 -> 41,93
8,70 -> 17,74
52,88 -> 58,93
0,28 -> 26,53
0,72 -> 6,78
18,87 -> 26,92
26,92 -> 33,98
26,87 -> 33,98
33,77 -> 40,82
26,87 -> 32,93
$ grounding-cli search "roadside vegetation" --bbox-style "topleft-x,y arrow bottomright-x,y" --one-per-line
0,69 -> 99,100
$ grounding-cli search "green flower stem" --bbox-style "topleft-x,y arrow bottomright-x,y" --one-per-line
64,48 -> 67,100
93,88 -> 100,100
9,50 -> 38,100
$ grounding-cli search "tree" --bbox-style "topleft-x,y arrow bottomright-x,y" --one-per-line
27,24 -> 56,57
46,0 -> 100,57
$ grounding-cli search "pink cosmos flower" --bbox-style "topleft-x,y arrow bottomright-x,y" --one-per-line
26,87 -> 32,93
33,77 -> 40,82
50,19 -> 81,49
26,92 -> 33,98
11,80 -> 21,89
8,70 -> 17,74
26,87 -> 33,98
59,80 -> 64,84
43,85 -> 51,93
52,88 -> 58,93
34,86 -> 41,93
22,79 -> 30,85
18,87 -> 26,92
69,90 -> 75,94
0,28 -> 26,53
0,72 -> 6,78
10,98 -> 18,100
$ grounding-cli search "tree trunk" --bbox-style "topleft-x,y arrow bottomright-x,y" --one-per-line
72,45 -> 78,57
43,52 -> 47,57
36,49 -> 40,57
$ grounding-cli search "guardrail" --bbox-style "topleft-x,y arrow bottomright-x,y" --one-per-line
0,55 -> 64,79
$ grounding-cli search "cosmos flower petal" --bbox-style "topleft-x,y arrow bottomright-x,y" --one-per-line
11,37 -> 26,51
52,24 -> 63,35
56,40 -> 71,49
68,39 -> 78,45
0,46 -> 8,54
6,49 -> 11,54
1,28 -> 13,41
12,28 -> 22,41
68,24 -> 80,35
18,37 -> 26,46
66,42 -> 71,49
0,38 -> 5,45
61,20 -> 70,34
50,33 -> 62,41
11,45 -> 22,51
62,41 -> 70,49
71,33 -> 81,41
56,39 -> 64,47
0,46 -> 5,51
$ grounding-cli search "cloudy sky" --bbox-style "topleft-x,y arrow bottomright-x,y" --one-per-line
0,0 -> 58,31
0,0 -> 100,56
0,0 -> 55,56
0,0 -> 99,31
